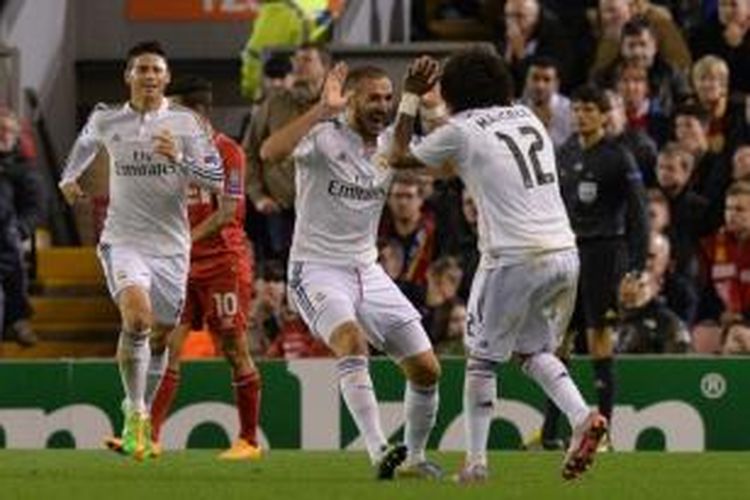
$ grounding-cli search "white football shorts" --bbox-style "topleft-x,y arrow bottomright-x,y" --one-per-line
466,248 -> 579,362
97,243 -> 188,326
287,261 -> 431,360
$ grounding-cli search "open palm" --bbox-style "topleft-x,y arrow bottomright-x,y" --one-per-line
321,62 -> 350,116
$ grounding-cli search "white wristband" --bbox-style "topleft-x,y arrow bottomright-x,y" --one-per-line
420,103 -> 447,121
397,93 -> 420,117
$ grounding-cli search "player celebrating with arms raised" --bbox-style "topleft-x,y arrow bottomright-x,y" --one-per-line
261,62 -> 442,480
390,49 -> 606,482
59,41 -> 224,461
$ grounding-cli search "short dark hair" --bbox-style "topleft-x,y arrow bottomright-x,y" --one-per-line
344,65 -> 390,91
674,101 -> 711,126
296,42 -> 332,69
527,55 -> 559,75
570,84 -> 610,112
126,40 -> 167,67
440,46 -> 514,113
621,15 -> 654,40
167,75 -> 212,110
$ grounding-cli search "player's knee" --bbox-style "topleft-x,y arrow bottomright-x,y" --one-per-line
123,313 -> 151,335
329,322 -> 368,357
403,351 -> 441,386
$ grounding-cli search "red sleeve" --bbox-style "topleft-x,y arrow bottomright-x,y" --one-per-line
217,134 -> 246,199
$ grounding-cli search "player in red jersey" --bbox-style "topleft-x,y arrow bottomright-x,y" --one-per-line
109,75 -> 262,459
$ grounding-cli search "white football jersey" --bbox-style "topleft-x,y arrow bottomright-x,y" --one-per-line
290,118 -> 395,266
411,105 -> 575,266
61,99 -> 223,256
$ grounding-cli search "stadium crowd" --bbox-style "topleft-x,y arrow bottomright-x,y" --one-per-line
3,0 -> 749,360
241,0 -> 750,358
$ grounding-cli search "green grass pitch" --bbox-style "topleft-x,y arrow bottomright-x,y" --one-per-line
1,450 -> 748,500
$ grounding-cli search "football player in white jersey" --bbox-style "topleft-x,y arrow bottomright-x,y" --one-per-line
59,41 -> 224,460
390,49 -> 607,482
261,63 -> 442,480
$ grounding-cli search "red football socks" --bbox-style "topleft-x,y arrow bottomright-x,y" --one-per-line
150,368 -> 181,442
233,371 -> 261,446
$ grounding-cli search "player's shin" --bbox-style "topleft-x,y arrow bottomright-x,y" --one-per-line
404,382 -> 438,465
521,352 -> 590,429
145,347 -> 168,408
337,356 -> 388,463
463,358 -> 497,467
233,369 -> 261,446
117,330 -> 151,414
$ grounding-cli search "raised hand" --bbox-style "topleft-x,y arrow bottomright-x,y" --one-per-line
320,62 -> 351,118
403,56 -> 440,96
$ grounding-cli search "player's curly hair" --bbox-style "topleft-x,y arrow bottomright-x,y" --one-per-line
440,46 -> 514,113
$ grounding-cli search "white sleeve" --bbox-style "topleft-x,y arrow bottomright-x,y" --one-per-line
410,122 -> 467,168
292,123 -> 326,168
59,108 -> 103,185
180,114 -> 224,193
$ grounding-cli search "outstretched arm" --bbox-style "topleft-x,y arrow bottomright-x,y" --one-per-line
260,62 -> 349,164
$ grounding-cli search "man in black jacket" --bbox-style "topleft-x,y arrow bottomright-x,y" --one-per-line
0,109 -> 44,346
548,84 -> 649,449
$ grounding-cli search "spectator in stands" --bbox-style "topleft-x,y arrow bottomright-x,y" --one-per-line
604,89 -> 659,187
695,181 -> 750,354
655,142 -> 711,280
673,103 -> 731,230
243,44 -> 331,264
732,145 -> 750,181
617,231 -> 691,353
247,260 -> 287,356
495,0 -> 574,93
433,300 -> 466,356
594,16 -> 690,116
647,188 -> 699,324
0,108 -> 43,347
690,55 -> 750,158
648,187 -> 670,234
521,56 -> 573,147
613,61 -> 670,146
420,256 -> 462,344
379,173 -> 436,292
689,0 -> 750,94
591,0 -> 691,77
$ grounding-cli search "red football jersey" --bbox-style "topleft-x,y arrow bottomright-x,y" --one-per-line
701,228 -> 750,315
187,132 -> 248,263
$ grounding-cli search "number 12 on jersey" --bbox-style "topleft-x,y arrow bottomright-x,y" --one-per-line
495,126 -> 555,189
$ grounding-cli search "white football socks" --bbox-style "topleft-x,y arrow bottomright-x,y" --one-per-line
117,330 -> 151,415
145,348 -> 168,408
337,356 -> 388,463
522,352 -> 590,428
463,358 -> 497,466
404,382 -> 438,465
